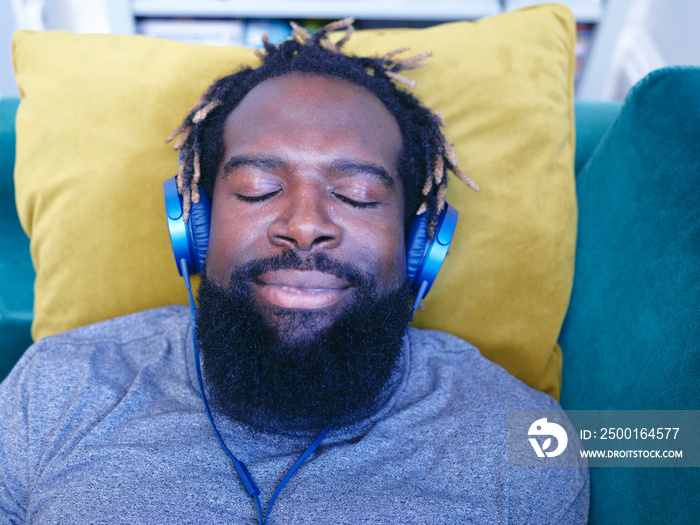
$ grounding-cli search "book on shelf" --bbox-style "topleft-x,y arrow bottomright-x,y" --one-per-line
137,19 -> 246,46
137,18 -> 293,47
575,22 -> 595,88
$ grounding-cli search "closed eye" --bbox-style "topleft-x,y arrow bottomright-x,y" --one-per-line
236,189 -> 282,203
333,193 -> 380,209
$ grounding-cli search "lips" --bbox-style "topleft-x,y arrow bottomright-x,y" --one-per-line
254,269 -> 351,309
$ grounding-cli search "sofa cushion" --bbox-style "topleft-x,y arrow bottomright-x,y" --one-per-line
573,100 -> 621,174
0,97 -> 34,382
13,5 -> 577,399
560,66 -> 700,523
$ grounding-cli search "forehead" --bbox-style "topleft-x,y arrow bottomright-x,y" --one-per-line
221,73 -> 402,168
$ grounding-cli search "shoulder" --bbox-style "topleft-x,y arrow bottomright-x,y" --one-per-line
31,304 -> 191,349
0,305 -> 196,518
401,328 -> 589,522
17,305 -> 190,367
404,327 -> 560,411
1,305 -> 193,410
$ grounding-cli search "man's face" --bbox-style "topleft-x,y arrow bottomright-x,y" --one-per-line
206,73 -> 406,341
197,74 -> 413,431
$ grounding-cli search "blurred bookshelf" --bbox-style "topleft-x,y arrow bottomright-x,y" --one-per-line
130,1 -> 502,49
130,1 -> 502,21
9,0 -> 695,101
123,1 -> 604,91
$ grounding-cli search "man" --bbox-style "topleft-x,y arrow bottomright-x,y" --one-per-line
0,20 -> 588,523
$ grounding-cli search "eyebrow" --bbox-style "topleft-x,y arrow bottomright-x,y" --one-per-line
222,155 -> 285,178
222,155 -> 395,189
328,160 -> 395,189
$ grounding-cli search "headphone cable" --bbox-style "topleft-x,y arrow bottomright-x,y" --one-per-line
181,259 -> 327,524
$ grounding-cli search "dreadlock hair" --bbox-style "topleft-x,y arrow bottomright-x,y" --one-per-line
167,18 -> 479,237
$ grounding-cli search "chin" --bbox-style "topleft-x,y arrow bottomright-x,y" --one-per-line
256,297 -> 356,348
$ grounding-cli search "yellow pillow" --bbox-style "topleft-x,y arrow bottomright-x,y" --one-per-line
13,5 -> 576,400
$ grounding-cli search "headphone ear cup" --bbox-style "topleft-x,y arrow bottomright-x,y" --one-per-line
405,212 -> 431,287
404,203 -> 459,304
187,190 -> 212,274
163,177 -> 211,276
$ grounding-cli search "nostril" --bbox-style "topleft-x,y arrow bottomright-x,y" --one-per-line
314,236 -> 335,246
273,235 -> 298,248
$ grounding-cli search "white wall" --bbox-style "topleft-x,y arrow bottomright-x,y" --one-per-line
0,0 -> 44,96
0,0 -> 134,96
647,0 -> 700,66
580,0 -> 700,100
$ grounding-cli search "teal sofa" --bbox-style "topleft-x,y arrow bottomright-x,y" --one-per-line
1,66 -> 698,523
0,96 -> 33,381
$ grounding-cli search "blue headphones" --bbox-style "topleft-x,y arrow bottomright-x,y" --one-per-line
163,176 -> 457,311
163,175 -> 457,523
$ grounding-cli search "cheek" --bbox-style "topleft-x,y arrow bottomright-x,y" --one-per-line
205,202 -> 259,285
385,231 -> 407,286
205,217 -> 235,286
349,217 -> 406,290
378,203 -> 407,287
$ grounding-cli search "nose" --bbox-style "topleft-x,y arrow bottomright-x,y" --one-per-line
268,187 -> 342,251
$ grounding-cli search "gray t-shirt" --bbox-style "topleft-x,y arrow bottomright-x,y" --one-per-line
0,306 -> 588,524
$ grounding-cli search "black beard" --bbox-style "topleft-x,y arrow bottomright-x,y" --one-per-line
195,251 -> 413,434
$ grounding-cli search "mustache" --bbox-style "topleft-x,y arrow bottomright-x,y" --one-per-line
225,250 -> 373,289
